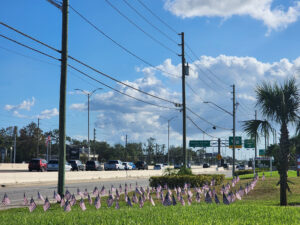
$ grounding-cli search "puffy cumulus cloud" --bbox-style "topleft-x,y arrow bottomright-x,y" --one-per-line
164,0 -> 300,33
70,55 -> 300,146
4,97 -> 35,111
38,108 -> 59,119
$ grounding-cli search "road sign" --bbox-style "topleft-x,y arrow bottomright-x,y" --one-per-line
229,136 -> 242,148
244,139 -> 255,148
189,140 -> 210,148
217,154 -> 222,160
259,149 -> 265,156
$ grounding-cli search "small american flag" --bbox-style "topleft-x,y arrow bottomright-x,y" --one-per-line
79,198 -> 86,211
180,195 -> 185,206
77,188 -> 83,198
205,191 -> 212,204
139,196 -> 144,208
135,187 -> 142,195
100,186 -> 106,195
127,196 -> 132,207
93,187 -> 99,196
149,195 -> 155,206
43,197 -> 50,212
23,193 -> 28,205
195,192 -> 201,203
70,194 -> 76,206
60,198 -> 65,207
116,189 -> 120,200
84,188 -> 89,197
236,191 -> 242,200
94,195 -> 101,210
88,194 -> 92,205
54,191 -> 61,202
2,193 -> 10,205
115,200 -> 120,209
132,193 -> 138,204
64,200 -> 71,212
119,184 -> 122,193
223,193 -> 230,205
28,197 -> 36,212
172,194 -> 177,205
65,190 -> 71,200
38,192 -> 45,202
107,195 -> 113,208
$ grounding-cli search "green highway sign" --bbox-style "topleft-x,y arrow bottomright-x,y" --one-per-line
259,149 -> 265,156
244,139 -> 256,148
229,136 -> 242,148
189,140 -> 210,148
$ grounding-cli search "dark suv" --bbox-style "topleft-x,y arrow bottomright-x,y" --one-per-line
135,161 -> 148,170
28,158 -> 47,172
69,160 -> 85,171
85,160 -> 103,171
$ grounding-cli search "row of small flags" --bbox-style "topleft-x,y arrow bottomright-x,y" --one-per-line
1,174 -> 263,212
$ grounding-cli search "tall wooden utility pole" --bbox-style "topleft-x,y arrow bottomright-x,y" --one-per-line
58,0 -> 69,197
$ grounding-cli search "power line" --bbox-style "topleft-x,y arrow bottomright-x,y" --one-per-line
68,64 -> 178,110
105,0 -> 178,56
0,24 -> 181,107
186,115 -> 216,138
69,5 -> 180,78
0,33 -> 60,61
69,56 -> 180,106
0,21 -> 61,53
122,0 -> 178,45
135,0 -> 178,35
186,107 -> 232,131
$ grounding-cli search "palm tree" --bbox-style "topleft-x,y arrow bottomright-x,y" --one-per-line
243,78 -> 300,206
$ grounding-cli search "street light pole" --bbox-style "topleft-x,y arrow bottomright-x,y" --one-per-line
75,88 -> 102,160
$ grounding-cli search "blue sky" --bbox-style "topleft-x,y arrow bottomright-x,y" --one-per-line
1,0 -> 300,160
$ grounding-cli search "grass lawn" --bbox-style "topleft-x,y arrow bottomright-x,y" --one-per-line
1,174 -> 300,224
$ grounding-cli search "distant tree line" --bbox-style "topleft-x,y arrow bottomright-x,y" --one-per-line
0,122 -> 199,164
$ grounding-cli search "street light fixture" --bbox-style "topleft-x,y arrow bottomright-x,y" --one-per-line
75,88 -> 102,160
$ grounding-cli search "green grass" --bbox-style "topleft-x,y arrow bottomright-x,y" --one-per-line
237,170 -> 297,180
1,175 -> 300,224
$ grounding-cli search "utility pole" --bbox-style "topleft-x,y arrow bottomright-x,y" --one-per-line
125,134 -> 128,161
254,110 -> 257,169
88,93 -> 90,160
37,118 -> 40,157
218,138 -> 221,166
58,0 -> 69,198
179,32 -> 187,168
232,84 -> 236,177
168,120 -> 170,165
93,128 -> 96,160
13,127 -> 16,163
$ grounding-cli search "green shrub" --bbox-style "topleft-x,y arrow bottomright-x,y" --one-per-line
149,174 -> 224,188
177,167 -> 192,175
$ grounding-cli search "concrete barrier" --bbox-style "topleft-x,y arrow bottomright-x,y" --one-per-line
0,163 -> 28,170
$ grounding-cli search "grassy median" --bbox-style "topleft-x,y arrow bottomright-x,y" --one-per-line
1,173 -> 300,224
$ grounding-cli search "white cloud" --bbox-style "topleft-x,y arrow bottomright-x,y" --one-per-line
4,97 -> 35,111
164,0 -> 300,33
38,108 -> 59,119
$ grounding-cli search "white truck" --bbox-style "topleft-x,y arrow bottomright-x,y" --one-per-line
104,160 -> 125,170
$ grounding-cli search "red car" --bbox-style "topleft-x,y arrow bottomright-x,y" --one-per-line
28,158 -> 48,172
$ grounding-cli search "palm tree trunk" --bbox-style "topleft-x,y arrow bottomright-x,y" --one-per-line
278,122 -> 290,206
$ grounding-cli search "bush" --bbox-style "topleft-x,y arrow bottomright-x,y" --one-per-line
149,174 -> 225,188
177,167 -> 192,175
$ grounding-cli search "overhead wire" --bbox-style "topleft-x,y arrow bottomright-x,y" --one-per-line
69,5 -> 181,78
186,115 -> 216,138
122,0 -> 178,45
135,0 -> 178,35
105,0 -> 178,56
0,32 -> 180,111
0,22 -> 181,107
186,107 -> 232,131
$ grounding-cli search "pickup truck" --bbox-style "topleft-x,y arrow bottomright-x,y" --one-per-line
104,160 -> 125,170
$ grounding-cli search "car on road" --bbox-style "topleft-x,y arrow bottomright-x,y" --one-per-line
122,162 -> 133,170
154,164 -> 164,170
129,162 -> 136,170
28,158 -> 47,172
86,160 -> 103,171
237,164 -> 245,170
135,161 -> 148,170
68,160 -> 85,171
47,159 -> 72,171
203,163 -> 210,168
223,163 -> 228,169
104,160 -> 125,170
